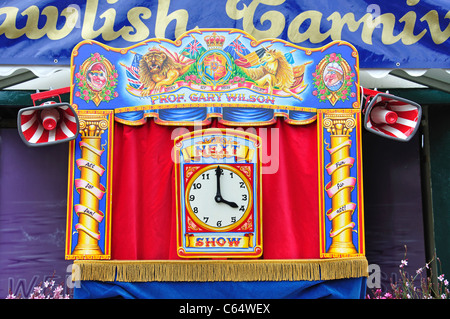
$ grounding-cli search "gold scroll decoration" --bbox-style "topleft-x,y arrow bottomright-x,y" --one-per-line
72,114 -> 109,256
323,113 -> 357,255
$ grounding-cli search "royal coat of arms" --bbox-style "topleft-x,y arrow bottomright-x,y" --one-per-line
121,32 -> 310,101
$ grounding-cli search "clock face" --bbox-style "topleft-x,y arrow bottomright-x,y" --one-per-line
185,164 -> 253,232
174,128 -> 263,258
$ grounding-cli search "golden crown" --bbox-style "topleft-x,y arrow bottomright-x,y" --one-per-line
204,32 -> 225,50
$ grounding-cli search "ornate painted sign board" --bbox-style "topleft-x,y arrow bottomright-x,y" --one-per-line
65,28 -> 365,260
174,129 -> 263,258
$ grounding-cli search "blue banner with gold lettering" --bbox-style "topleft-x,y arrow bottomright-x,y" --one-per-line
0,0 -> 448,69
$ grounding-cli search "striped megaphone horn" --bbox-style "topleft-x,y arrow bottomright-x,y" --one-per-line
362,88 -> 422,142
17,101 -> 79,147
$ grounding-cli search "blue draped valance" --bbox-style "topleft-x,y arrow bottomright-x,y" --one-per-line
114,107 -> 317,126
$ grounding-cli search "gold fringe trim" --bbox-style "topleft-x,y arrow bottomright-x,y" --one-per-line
73,257 -> 368,282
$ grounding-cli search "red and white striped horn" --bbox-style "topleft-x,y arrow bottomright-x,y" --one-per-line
363,90 -> 422,142
18,102 -> 79,146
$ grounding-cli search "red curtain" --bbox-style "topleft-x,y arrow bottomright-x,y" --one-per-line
111,119 -> 319,260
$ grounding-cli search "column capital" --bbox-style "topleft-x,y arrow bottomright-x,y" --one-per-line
79,114 -> 109,138
322,113 -> 356,136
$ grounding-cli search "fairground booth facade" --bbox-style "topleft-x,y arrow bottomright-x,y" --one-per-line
1,1 -> 449,299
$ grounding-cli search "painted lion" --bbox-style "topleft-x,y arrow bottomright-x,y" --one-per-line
139,48 -> 191,95
240,49 -> 301,100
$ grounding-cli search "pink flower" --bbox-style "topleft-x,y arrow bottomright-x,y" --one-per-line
113,72 -> 118,78
105,95 -> 111,101
33,286 -> 43,294
53,285 -> 64,299
329,53 -> 340,62
54,285 -> 64,294
113,92 -> 119,98
105,89 -> 111,95
6,292 -> 16,299
110,81 -> 116,86
312,90 -> 318,96
75,91 -> 81,97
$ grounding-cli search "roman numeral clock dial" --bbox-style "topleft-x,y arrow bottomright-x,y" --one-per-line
174,129 -> 263,258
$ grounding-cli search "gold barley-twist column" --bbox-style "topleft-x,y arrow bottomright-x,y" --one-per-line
323,113 -> 357,255
72,114 -> 108,256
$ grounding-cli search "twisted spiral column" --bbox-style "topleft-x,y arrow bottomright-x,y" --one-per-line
72,114 -> 108,256
323,113 -> 357,255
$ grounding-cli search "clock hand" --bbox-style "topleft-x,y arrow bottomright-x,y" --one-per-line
215,194 -> 239,208
220,198 -> 239,208
214,165 -> 238,208
215,165 -> 222,201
